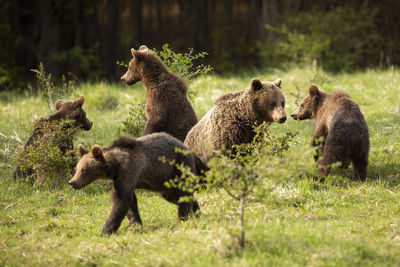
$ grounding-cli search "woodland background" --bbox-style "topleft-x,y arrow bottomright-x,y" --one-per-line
1,0 -> 399,90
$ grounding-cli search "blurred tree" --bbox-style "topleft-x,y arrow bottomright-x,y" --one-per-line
0,0 -> 399,91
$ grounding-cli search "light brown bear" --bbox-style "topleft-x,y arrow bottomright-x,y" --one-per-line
291,85 -> 369,181
184,78 -> 286,164
14,96 -> 93,180
68,133 -> 200,236
121,45 -> 198,142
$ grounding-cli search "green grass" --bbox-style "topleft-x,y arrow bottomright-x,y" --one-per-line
1,68 -> 400,266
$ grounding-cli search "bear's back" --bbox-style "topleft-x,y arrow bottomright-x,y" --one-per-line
324,92 -> 369,152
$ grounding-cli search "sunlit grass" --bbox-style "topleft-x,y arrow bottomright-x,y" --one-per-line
1,67 -> 399,266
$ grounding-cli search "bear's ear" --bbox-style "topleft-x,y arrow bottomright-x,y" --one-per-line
92,145 -> 105,161
309,84 -> 320,96
55,100 -> 63,110
250,78 -> 263,91
273,78 -> 282,88
139,45 -> 149,52
78,144 -> 89,157
75,95 -> 84,107
131,48 -> 137,57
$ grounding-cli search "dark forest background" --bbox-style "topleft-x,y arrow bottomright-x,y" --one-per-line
0,0 -> 399,90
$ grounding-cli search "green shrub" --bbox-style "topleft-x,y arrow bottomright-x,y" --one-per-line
16,119 -> 79,185
90,89 -> 120,111
116,101 -> 146,137
154,44 -> 212,83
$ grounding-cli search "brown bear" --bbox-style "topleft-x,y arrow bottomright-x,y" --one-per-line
184,78 -> 286,164
291,85 -> 369,181
68,132 -> 200,236
13,96 -> 93,180
121,45 -> 198,142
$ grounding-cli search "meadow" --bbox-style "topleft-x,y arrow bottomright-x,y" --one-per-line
0,67 -> 400,266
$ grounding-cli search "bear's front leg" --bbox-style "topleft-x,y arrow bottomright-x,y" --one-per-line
101,188 -> 130,236
142,115 -> 167,136
312,136 -> 325,162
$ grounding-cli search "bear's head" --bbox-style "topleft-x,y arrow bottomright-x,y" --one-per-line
291,85 -> 322,120
250,78 -> 287,124
54,96 -> 93,130
68,145 -> 110,189
121,45 -> 154,85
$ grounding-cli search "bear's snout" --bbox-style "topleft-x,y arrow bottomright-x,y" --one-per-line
279,116 -> 287,123
83,120 -> 93,131
68,180 -> 77,189
291,113 -> 298,120
68,179 -> 83,190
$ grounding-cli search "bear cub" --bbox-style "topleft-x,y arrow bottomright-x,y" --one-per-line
14,96 -> 93,180
184,78 -> 286,164
68,132 -> 200,236
121,45 -> 198,142
291,85 -> 369,181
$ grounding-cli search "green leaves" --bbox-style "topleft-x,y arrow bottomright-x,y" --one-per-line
154,44 -> 213,83
116,101 -> 146,137
16,119 -> 79,185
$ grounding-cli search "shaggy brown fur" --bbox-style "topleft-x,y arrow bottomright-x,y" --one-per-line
291,85 -> 370,181
184,78 -> 286,164
121,45 -> 198,142
68,133 -> 200,236
13,96 -> 93,180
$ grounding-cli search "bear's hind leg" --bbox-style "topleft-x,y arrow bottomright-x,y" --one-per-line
161,189 -> 200,220
126,193 -> 143,226
352,156 -> 368,181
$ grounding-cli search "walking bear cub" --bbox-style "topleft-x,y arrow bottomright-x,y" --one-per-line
14,96 -> 93,180
121,45 -> 198,142
68,132 -> 200,236
184,78 -> 286,164
291,85 -> 369,181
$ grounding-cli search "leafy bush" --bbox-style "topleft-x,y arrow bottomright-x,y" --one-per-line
16,119 -> 79,185
116,101 -> 146,137
154,44 -> 212,83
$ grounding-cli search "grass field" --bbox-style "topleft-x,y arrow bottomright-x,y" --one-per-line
1,67 -> 400,266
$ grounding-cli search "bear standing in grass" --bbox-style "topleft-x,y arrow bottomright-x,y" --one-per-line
68,133 -> 200,236
184,78 -> 286,164
291,85 -> 369,181
14,96 -> 93,180
121,45 -> 198,142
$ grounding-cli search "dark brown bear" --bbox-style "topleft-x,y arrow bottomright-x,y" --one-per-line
121,45 -> 198,142
68,132 -> 200,236
13,96 -> 93,180
291,85 -> 369,181
184,78 -> 286,164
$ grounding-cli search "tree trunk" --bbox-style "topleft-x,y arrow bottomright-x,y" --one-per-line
103,0 -> 120,81
156,0 -> 163,46
39,0 -> 61,75
239,195 -> 245,249
132,0 -> 143,46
